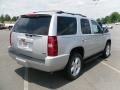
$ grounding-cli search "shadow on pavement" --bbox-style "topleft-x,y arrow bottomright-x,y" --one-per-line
15,67 -> 25,79
15,56 -> 105,89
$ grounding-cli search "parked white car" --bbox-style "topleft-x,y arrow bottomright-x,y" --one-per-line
102,24 -> 113,29
5,23 -> 14,30
115,22 -> 120,25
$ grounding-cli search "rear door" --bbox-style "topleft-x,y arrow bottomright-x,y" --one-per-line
11,15 -> 51,59
80,18 -> 97,58
56,16 -> 77,55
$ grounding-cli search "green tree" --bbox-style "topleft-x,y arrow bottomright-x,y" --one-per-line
119,15 -> 120,22
101,18 -> 106,24
110,12 -> 120,23
11,16 -> 18,21
0,14 -> 5,23
104,16 -> 111,23
96,18 -> 101,22
97,12 -> 120,24
4,14 -> 11,21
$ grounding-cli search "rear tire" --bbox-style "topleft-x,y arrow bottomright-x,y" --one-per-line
64,52 -> 83,80
102,42 -> 111,58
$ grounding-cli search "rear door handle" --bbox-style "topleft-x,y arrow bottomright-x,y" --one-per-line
82,39 -> 85,42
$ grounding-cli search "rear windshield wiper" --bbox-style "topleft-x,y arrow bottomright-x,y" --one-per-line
25,33 -> 42,37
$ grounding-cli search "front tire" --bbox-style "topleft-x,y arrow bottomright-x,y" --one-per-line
102,42 -> 111,58
64,52 -> 83,80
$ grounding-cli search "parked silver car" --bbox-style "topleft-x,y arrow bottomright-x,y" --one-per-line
8,11 -> 111,80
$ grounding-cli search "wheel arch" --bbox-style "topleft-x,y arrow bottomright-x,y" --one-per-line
69,46 -> 84,58
106,39 -> 111,45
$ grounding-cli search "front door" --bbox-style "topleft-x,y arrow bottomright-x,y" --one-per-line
90,20 -> 105,53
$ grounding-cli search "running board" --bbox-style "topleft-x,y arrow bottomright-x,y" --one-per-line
84,52 -> 103,64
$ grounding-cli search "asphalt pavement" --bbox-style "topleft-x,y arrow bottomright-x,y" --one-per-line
0,25 -> 120,90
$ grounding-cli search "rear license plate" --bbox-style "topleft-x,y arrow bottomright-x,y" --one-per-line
18,38 -> 33,51
20,39 -> 27,47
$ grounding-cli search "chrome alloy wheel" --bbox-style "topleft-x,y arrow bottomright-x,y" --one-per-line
71,57 -> 81,76
106,44 -> 111,56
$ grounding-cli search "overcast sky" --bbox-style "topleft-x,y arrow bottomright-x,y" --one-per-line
0,0 -> 120,19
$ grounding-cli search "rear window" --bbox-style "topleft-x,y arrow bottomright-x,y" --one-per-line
57,16 -> 77,35
81,19 -> 91,34
13,15 -> 51,35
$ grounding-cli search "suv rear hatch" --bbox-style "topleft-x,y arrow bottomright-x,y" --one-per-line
11,14 -> 51,60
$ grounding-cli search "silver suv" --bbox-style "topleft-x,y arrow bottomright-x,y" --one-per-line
8,11 -> 111,80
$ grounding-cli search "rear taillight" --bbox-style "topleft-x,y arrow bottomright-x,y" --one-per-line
48,36 -> 58,56
10,32 -> 12,46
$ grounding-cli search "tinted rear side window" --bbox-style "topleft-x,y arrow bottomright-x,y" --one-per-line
13,15 -> 51,35
81,19 -> 91,34
57,17 -> 77,35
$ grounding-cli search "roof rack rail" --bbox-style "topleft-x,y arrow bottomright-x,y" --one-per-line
56,11 -> 86,17
33,10 -> 62,13
33,10 -> 86,17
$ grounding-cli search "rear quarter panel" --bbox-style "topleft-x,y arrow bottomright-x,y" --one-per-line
57,35 -> 84,55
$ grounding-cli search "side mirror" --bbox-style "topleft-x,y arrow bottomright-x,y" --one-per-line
103,27 -> 109,33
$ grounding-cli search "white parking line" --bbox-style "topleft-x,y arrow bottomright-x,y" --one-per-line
101,62 -> 120,74
24,68 -> 28,90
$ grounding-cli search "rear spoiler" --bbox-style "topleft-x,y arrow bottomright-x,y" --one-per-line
21,14 -> 51,18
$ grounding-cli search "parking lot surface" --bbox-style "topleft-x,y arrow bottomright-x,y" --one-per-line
0,25 -> 120,90
0,30 -> 24,90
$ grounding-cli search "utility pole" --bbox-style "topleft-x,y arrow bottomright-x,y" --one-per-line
92,0 -> 100,19
92,0 -> 100,5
